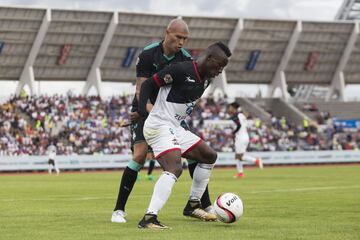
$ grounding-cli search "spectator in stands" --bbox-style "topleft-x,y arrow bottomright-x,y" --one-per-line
1,95 -> 359,156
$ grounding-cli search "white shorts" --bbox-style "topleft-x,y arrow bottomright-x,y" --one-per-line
143,123 -> 201,158
235,135 -> 249,154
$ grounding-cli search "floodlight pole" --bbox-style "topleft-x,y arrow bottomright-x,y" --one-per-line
326,21 -> 359,101
82,11 -> 118,99
15,8 -> 51,96
267,20 -> 302,100
205,18 -> 243,98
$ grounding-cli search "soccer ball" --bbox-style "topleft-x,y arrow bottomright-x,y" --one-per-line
213,193 -> 244,223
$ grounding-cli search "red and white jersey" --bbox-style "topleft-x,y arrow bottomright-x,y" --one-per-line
236,113 -> 248,139
146,61 -> 210,128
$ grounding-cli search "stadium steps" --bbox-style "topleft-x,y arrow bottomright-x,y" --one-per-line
271,98 -> 308,126
250,98 -> 308,125
312,101 -> 360,120
236,97 -> 272,123
293,102 -> 319,121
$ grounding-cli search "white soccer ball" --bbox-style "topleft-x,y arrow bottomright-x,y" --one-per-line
213,193 -> 244,223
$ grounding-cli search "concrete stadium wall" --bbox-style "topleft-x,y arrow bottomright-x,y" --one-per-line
248,98 -> 308,125
237,97 -> 272,123
312,101 -> 360,120
0,151 -> 359,172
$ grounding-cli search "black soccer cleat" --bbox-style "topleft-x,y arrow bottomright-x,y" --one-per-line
138,214 -> 170,230
183,199 -> 217,221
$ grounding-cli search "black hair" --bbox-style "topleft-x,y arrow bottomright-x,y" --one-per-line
215,42 -> 232,57
229,102 -> 239,109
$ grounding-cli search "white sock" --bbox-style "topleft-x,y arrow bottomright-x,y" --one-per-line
236,161 -> 243,173
147,171 -> 177,215
242,155 -> 256,163
189,163 -> 214,200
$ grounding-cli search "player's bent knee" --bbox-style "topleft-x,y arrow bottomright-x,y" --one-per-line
133,154 -> 146,165
206,150 -> 217,164
174,167 -> 183,178
167,165 -> 183,178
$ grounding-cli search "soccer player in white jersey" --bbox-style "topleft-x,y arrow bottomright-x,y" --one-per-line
47,143 -> 60,175
137,42 -> 232,229
227,102 -> 263,178
111,19 -> 214,224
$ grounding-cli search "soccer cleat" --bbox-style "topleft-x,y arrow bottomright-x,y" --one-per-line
255,158 -> 263,169
204,205 -> 216,215
234,172 -> 245,178
183,199 -> 217,221
138,214 -> 170,230
146,175 -> 156,181
111,210 -> 127,223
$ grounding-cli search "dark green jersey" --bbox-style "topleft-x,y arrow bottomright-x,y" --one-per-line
131,41 -> 192,112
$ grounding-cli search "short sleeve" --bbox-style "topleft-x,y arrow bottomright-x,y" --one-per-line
136,51 -> 153,78
152,62 -> 184,87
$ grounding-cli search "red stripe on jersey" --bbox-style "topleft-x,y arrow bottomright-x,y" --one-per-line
153,73 -> 161,88
192,61 -> 201,82
156,148 -> 181,159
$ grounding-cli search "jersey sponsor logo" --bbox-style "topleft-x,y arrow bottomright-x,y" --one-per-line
174,102 -> 195,121
174,113 -> 187,121
185,76 -> 196,83
186,108 -> 193,115
164,74 -> 173,84
172,138 -> 180,146
185,103 -> 195,115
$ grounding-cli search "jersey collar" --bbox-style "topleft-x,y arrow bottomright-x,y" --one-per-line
160,41 -> 175,61
192,61 -> 203,82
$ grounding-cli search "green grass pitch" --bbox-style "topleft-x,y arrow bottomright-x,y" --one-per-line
1,165 -> 359,240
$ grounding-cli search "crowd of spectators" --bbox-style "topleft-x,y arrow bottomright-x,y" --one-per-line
0,95 -> 359,156
0,95 -> 132,156
190,98 -> 360,152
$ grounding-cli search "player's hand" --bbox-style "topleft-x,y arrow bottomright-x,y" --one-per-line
180,120 -> 190,131
130,112 -> 141,122
146,103 -> 153,113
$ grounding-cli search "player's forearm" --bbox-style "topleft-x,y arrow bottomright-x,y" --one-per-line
135,77 -> 147,101
146,102 -> 153,113
138,79 -> 157,117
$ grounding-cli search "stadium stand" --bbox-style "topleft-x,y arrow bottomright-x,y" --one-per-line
0,95 -> 133,155
1,6 -> 360,99
0,6 -> 359,158
1,95 -> 359,156
294,101 -> 360,120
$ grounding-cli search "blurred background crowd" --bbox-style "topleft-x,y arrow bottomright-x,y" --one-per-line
1,95 -> 359,156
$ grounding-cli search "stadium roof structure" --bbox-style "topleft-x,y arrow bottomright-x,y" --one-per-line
336,0 -> 360,20
0,6 -> 359,101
